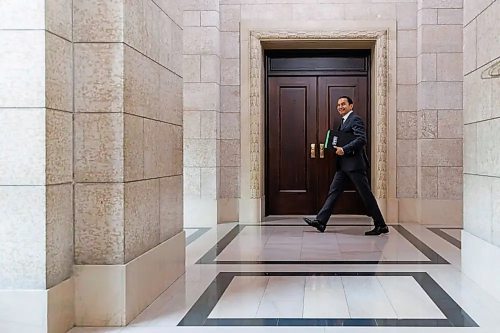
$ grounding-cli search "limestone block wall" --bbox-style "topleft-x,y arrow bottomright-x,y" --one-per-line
463,0 -> 500,245
184,0 -> 466,223
235,1 -> 418,222
72,0 -> 185,326
0,1 -> 74,332
183,0 -> 222,225
400,0 -> 464,224
0,0 -> 73,291
73,0 -> 183,265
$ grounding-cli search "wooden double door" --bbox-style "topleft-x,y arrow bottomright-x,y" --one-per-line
266,61 -> 371,215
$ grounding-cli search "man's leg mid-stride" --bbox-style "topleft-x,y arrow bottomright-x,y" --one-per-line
304,171 -> 347,232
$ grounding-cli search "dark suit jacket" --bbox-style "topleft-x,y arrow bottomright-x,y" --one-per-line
336,113 -> 370,172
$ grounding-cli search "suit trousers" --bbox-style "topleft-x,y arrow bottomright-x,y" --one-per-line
316,169 -> 386,227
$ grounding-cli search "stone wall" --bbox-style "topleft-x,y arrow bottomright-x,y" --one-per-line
183,0 -> 223,226
461,0 -> 500,304
401,0 -> 464,224
0,1 -> 74,332
73,0 -> 185,326
0,0 -> 185,331
73,0 -> 183,266
463,0 -> 500,245
183,0 -> 465,224
0,0 -> 73,291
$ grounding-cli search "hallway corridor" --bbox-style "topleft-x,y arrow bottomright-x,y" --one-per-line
70,218 -> 500,332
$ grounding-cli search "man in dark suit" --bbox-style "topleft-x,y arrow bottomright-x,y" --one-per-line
304,96 -> 389,236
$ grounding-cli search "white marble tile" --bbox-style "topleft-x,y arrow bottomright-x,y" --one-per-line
378,276 -> 446,319
256,299 -> 303,318
69,328 -> 122,333
256,276 -> 305,318
209,276 -> 268,318
343,276 -> 397,318
402,223 -> 462,266
428,268 -> 500,328
125,328 -> 325,333
258,245 -> 301,261
65,219 -> 500,330
129,265 -> 219,326
303,276 -> 349,318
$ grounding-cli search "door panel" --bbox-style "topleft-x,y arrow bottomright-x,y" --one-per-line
317,77 -> 369,215
267,77 -> 317,214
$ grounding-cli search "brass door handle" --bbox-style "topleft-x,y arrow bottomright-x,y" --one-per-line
310,143 -> 316,158
320,143 -> 325,158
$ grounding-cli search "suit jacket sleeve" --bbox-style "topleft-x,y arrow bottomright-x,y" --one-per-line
342,115 -> 367,155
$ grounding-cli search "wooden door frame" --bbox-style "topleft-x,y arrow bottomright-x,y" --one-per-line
238,21 -> 398,224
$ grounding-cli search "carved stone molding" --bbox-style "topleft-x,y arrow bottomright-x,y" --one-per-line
248,30 -> 389,199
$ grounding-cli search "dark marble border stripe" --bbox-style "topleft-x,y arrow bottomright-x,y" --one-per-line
391,226 -> 449,264
196,225 -> 449,265
428,228 -> 462,249
244,223 -> 373,227
185,227 -> 211,246
178,271 -> 478,327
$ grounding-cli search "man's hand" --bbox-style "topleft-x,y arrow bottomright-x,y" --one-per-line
334,146 -> 344,156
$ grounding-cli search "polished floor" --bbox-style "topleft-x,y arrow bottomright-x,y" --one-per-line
70,217 -> 500,332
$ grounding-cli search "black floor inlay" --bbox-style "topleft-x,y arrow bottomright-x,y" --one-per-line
428,227 -> 462,249
185,227 -> 211,246
178,271 -> 478,327
196,224 -> 449,265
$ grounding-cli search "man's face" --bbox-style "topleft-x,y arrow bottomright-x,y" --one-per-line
337,98 -> 353,117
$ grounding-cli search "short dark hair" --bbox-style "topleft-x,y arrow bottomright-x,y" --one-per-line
338,96 -> 353,105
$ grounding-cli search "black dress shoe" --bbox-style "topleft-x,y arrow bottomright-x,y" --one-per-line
364,225 -> 389,236
303,218 -> 326,233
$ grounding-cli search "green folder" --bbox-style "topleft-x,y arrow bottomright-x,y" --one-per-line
324,129 -> 333,149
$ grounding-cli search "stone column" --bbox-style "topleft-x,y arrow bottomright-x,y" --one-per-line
415,0 -> 464,224
395,2 -> 419,221
462,0 -> 500,299
73,0 -> 184,326
0,1 -> 74,333
219,3 -> 241,222
183,0 -> 222,226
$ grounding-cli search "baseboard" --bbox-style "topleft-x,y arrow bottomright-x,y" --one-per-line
239,197 -> 264,224
398,198 -> 420,223
218,198 -> 239,222
74,231 -> 185,326
0,277 -> 74,333
419,199 -> 462,225
398,198 -> 462,225
462,231 -> 500,303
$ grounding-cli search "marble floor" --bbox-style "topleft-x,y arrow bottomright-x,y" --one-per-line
69,217 -> 500,332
